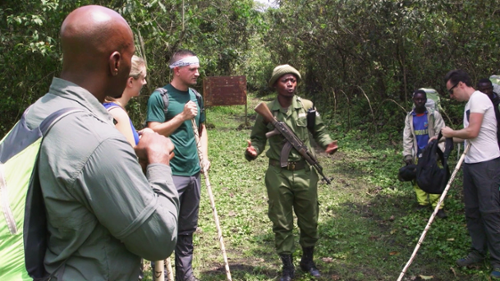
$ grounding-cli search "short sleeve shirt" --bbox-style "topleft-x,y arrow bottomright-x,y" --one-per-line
146,84 -> 205,176
464,91 -> 500,163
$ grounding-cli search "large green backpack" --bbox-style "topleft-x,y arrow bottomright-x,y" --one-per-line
0,107 -> 80,280
490,75 -> 500,94
418,88 -> 442,112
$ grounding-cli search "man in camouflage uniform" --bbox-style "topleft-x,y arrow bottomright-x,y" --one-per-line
245,64 -> 338,281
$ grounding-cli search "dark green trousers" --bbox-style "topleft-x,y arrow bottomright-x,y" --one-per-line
265,164 -> 319,255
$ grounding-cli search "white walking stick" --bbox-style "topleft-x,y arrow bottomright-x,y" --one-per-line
165,257 -> 174,281
397,143 -> 471,281
153,258 -> 174,281
153,259 -> 164,281
191,119 -> 232,281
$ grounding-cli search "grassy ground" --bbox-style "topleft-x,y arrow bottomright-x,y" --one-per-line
143,94 -> 491,281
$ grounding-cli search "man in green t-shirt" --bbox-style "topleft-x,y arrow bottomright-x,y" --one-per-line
146,50 -> 209,281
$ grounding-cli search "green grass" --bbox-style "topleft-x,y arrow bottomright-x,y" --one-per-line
142,94 -> 491,281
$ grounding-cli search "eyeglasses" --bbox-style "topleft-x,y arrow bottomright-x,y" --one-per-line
448,82 -> 459,95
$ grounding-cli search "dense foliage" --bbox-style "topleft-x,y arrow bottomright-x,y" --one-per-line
2,1 -> 500,279
0,0 -> 265,136
265,0 -> 500,138
1,0 -> 500,138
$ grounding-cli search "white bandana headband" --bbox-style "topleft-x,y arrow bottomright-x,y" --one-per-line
169,56 -> 200,69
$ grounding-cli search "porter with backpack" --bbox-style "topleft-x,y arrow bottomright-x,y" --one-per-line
402,89 -> 447,218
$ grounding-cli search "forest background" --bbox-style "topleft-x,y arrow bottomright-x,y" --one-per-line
2,0 -> 500,280
2,0 -> 500,136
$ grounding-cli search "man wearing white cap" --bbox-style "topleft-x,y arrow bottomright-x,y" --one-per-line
246,64 -> 338,280
147,50 -> 209,281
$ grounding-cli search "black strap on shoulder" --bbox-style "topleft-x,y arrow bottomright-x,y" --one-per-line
24,107 -> 83,280
190,88 -> 205,115
155,87 -> 169,117
0,107 -> 80,163
157,87 -> 204,118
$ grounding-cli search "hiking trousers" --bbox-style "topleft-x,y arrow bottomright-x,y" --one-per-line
174,173 -> 201,281
463,158 -> 500,267
151,173 -> 201,280
265,164 -> 319,255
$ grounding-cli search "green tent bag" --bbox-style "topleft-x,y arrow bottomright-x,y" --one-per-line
419,88 -> 442,112
0,107 -> 80,281
490,75 -> 500,94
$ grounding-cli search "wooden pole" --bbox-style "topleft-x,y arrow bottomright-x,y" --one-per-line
153,259 -> 165,281
397,143 -> 471,281
191,119 -> 232,281
165,257 -> 174,281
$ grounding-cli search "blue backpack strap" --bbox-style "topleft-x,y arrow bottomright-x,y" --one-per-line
23,107 -> 83,280
103,102 -> 122,126
103,102 -> 122,112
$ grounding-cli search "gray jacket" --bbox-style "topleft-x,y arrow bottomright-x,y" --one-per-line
25,78 -> 179,280
403,107 -> 445,161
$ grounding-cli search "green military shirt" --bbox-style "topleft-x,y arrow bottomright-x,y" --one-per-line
249,95 -> 333,162
146,84 -> 205,176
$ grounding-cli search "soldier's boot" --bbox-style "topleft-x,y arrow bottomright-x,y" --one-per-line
279,254 -> 295,281
299,246 -> 321,278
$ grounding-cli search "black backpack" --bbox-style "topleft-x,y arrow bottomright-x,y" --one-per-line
415,132 -> 453,194
398,164 -> 417,182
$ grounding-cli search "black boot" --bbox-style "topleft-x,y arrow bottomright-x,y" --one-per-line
300,247 -> 321,278
279,254 -> 295,281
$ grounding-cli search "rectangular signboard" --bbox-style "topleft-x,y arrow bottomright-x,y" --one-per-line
203,76 -> 247,107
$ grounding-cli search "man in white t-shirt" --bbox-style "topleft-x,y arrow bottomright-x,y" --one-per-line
441,69 -> 500,280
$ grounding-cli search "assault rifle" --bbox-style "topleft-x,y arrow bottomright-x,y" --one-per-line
254,102 -> 332,184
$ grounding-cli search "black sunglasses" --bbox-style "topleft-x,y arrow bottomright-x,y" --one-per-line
448,82 -> 459,95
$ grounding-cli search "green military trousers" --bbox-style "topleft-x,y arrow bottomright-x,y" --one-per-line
265,164 -> 319,255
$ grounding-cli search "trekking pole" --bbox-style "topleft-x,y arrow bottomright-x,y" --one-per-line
165,257 -> 174,281
153,259 -> 165,281
153,257 -> 173,281
191,119 -> 232,281
396,143 -> 471,281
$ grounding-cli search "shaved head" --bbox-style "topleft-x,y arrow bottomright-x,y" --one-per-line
60,5 -> 135,101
